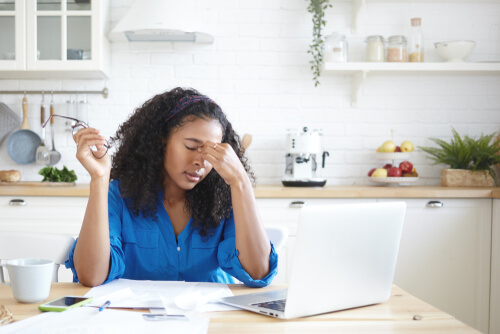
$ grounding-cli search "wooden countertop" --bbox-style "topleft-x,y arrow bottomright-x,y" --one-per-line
0,283 -> 478,333
0,183 -> 499,198
255,185 -> 499,199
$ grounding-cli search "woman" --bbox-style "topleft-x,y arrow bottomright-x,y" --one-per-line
66,87 -> 278,287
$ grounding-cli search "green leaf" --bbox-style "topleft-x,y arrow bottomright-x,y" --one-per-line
38,165 -> 78,183
418,127 -> 500,185
306,0 -> 332,87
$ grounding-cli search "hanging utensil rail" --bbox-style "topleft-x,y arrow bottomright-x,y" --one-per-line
0,88 -> 108,98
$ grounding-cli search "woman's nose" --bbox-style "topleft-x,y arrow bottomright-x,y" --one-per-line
193,151 -> 206,167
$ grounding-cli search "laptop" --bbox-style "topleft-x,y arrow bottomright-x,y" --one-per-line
219,201 -> 406,319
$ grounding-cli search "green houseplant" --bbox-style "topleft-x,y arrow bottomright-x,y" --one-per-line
306,0 -> 332,87
419,128 -> 500,186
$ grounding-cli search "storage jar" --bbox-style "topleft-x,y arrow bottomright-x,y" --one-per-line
409,17 -> 424,62
365,35 -> 385,62
387,35 -> 407,62
324,33 -> 348,63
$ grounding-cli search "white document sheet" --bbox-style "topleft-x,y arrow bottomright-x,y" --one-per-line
84,279 -> 236,313
0,307 -> 209,334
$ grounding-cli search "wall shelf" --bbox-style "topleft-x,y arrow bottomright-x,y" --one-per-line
323,62 -> 500,106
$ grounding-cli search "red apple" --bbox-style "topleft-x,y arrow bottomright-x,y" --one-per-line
383,163 -> 392,170
399,161 -> 413,174
367,168 -> 376,177
395,146 -> 401,152
387,167 -> 403,177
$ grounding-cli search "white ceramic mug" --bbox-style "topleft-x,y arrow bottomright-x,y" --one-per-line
0,258 -> 54,303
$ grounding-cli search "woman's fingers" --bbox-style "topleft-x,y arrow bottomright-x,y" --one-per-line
201,141 -> 246,185
73,127 -> 98,144
73,128 -> 107,158
200,141 -> 225,163
71,127 -> 111,179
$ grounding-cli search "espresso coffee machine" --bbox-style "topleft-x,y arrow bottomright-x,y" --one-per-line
282,127 -> 329,187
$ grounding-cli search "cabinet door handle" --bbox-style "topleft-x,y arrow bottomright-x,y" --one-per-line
426,201 -> 443,208
289,201 -> 306,208
9,199 -> 26,206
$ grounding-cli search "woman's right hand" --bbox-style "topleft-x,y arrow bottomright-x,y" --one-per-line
73,127 -> 111,180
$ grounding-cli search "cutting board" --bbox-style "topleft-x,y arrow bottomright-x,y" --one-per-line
0,181 -> 76,187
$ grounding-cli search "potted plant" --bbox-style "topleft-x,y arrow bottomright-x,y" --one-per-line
419,128 -> 500,187
306,0 -> 332,87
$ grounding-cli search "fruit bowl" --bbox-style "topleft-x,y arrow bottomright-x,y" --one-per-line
369,177 -> 419,186
434,40 -> 476,62
375,152 -> 411,161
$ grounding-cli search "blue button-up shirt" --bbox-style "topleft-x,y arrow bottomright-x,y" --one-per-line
66,180 -> 278,287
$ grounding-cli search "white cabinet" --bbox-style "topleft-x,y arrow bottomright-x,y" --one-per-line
258,196 -> 493,333
0,196 -> 86,236
257,198 -> 376,285
0,0 -> 25,70
491,200 -> 500,334
0,0 -> 109,79
379,198 -> 492,334
0,195 -> 87,282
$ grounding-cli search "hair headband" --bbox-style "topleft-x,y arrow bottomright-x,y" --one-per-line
166,95 -> 217,123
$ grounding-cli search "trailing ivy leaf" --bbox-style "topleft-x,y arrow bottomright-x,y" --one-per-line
306,0 -> 332,87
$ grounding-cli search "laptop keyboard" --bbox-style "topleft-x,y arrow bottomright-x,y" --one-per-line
251,299 -> 286,312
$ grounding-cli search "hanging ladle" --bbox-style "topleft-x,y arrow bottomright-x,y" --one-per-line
48,93 -> 61,166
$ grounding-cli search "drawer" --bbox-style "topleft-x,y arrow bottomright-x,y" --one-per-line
0,196 -> 87,236
257,198 -> 376,236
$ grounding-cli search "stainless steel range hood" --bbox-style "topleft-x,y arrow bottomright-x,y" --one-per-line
108,0 -> 214,44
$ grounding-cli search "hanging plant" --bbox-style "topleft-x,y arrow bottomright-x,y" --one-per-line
306,0 -> 332,87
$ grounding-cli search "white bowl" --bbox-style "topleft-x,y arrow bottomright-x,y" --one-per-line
434,40 -> 476,62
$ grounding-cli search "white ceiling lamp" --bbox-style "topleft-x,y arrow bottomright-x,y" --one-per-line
108,0 -> 214,43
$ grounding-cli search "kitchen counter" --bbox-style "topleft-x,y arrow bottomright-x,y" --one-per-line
256,185 -> 499,199
0,183 -> 498,198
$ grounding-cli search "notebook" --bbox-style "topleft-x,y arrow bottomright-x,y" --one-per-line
219,201 -> 406,319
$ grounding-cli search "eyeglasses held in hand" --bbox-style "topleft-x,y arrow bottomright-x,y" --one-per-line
43,114 -> 111,159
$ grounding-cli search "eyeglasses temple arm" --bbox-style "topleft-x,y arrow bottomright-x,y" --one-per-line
42,115 -> 52,128
42,114 -> 80,128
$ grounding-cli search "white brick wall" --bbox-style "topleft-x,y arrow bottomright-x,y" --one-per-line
1,0 -> 499,186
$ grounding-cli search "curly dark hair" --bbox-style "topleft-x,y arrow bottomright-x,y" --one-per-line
110,87 -> 255,236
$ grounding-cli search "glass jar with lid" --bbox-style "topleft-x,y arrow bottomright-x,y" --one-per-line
365,35 -> 385,62
387,35 -> 407,62
409,17 -> 424,62
324,33 -> 348,63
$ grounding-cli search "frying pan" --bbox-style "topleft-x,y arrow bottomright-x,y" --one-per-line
6,97 -> 41,164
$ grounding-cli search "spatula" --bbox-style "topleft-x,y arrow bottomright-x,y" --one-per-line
36,97 -> 50,165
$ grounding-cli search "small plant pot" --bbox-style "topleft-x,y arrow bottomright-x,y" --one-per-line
441,169 -> 495,187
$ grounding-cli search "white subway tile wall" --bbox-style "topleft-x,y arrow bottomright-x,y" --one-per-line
0,0 -> 499,186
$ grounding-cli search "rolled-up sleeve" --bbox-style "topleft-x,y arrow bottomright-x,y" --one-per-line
64,239 -> 79,282
64,180 -> 126,284
217,213 -> 279,288
65,235 -> 125,284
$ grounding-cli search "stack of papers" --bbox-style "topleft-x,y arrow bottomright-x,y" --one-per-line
84,279 -> 237,313
1,279 -> 239,334
0,307 -> 209,334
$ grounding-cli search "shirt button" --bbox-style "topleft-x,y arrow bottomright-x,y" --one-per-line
177,246 -> 181,252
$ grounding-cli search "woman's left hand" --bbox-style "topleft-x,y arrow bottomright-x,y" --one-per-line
199,142 -> 247,187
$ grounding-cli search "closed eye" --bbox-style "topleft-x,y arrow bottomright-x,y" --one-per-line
185,145 -> 197,151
